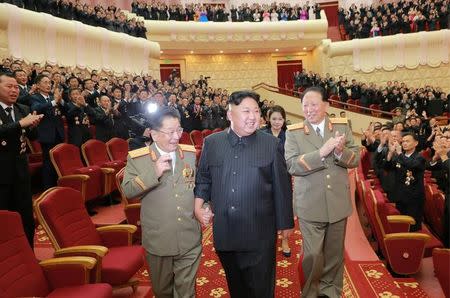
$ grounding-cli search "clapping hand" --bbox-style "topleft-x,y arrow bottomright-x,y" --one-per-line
19,111 -> 43,128
334,131 -> 346,156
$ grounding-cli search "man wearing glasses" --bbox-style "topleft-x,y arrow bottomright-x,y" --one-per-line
122,107 -> 201,298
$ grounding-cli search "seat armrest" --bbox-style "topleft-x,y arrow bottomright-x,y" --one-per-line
97,224 -> 137,247
58,175 -> 90,201
387,215 -> 415,233
40,256 -> 97,289
100,167 -> 115,195
54,245 -> 108,283
54,245 -> 108,258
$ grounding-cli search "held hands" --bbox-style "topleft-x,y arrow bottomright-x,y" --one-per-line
154,154 -> 172,178
19,111 -> 43,128
54,88 -> 63,104
194,205 -> 214,226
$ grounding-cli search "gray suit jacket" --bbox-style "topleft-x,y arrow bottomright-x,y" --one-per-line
122,143 -> 201,256
285,117 -> 360,223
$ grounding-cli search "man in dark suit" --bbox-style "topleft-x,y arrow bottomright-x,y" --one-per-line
194,90 -> 294,298
31,74 -> 66,189
93,95 -> 114,143
110,86 -> 131,140
0,72 -> 43,247
13,69 -> 34,107
82,78 -> 100,108
66,88 -> 95,148
383,131 -> 426,231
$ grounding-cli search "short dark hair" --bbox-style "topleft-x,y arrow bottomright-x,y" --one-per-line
12,69 -> 26,78
228,90 -> 260,106
111,85 -> 123,94
69,88 -> 81,96
148,106 -> 180,131
35,74 -> 49,84
402,131 -> 419,141
0,72 -> 15,82
266,105 -> 287,130
301,86 -> 327,102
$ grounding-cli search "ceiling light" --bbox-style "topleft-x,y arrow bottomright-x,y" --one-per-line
160,50 -> 163,54
247,50 -> 252,53
303,47 -> 307,50
275,49 -> 279,52
190,50 -> 194,54
219,50 -> 223,53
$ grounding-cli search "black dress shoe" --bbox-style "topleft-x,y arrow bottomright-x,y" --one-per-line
282,250 -> 291,257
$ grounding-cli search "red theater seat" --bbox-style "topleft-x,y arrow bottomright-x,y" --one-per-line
116,167 -> 142,243
0,210 -> 112,298
82,139 -> 126,190
179,131 -> 193,145
34,187 -> 145,290
50,143 -> 114,202
190,130 -> 203,149
106,137 -> 128,163
433,248 -> 450,298
202,129 -> 213,138
367,188 -> 434,275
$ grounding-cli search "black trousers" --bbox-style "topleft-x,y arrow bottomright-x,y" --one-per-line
217,243 -> 276,298
397,199 -> 424,232
40,142 -> 59,190
0,158 -> 34,247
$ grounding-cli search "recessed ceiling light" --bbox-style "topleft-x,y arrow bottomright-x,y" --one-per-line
190,50 -> 194,54
275,49 -> 279,52
303,47 -> 307,50
219,50 -> 223,53
247,50 -> 252,53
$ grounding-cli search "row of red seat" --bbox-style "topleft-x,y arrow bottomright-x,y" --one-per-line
356,148 -> 448,296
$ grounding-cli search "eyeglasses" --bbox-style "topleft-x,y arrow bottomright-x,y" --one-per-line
156,127 -> 184,137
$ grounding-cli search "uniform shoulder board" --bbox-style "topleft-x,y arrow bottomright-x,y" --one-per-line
330,117 -> 348,124
179,144 -> 196,153
128,146 -> 150,159
287,122 -> 304,131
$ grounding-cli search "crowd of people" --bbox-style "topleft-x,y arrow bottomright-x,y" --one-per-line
339,0 -> 450,39
3,0 -> 148,39
131,1 -> 322,22
293,70 -> 450,116
361,110 -> 449,245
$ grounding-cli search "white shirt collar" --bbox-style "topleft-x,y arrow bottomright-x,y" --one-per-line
154,143 -> 176,173
310,119 -> 326,136
0,102 -> 14,121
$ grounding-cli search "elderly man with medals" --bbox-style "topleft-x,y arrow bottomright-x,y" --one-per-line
122,107 -> 201,298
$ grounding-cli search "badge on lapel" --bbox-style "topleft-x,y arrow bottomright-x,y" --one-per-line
183,163 -> 195,189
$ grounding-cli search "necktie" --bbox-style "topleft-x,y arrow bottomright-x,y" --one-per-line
4,107 -> 13,123
316,127 -> 322,139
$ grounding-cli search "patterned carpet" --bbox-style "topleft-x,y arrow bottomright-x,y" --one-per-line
35,221 -> 429,298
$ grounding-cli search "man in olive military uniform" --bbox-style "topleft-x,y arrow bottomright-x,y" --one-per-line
285,87 -> 359,298
121,107 -> 201,298
0,72 -> 43,247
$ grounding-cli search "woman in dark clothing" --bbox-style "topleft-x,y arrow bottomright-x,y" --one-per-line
260,105 -> 292,257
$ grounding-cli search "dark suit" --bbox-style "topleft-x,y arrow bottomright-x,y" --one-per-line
195,129 -> 294,298
30,93 -> 66,189
178,105 -> 193,132
112,99 -> 131,140
0,103 -> 36,247
93,107 -> 114,143
85,90 -> 100,108
384,151 -> 426,231
17,85 -> 33,107
66,104 -> 96,147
